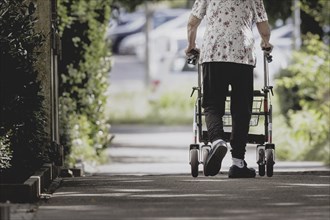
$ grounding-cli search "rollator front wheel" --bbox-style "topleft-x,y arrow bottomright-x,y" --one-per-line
266,149 -> 274,177
190,149 -> 199,177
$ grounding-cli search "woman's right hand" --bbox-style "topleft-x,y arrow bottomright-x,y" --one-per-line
185,45 -> 200,56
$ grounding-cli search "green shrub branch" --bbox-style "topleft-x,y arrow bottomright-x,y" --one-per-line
58,0 -> 112,167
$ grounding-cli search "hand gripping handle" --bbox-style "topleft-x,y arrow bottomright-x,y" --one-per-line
187,49 -> 200,65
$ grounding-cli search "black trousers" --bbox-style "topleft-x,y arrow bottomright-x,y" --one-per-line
202,62 -> 254,160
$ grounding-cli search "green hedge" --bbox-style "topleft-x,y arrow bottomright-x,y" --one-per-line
275,34 -> 330,164
0,0 -> 48,182
58,0 -> 112,167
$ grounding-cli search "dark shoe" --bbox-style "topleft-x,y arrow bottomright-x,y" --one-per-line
228,163 -> 256,178
205,141 -> 227,176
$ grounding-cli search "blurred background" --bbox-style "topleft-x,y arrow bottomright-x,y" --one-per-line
108,0 -> 294,122
104,0 -> 329,170
1,0 -> 328,186
21,0 -> 326,174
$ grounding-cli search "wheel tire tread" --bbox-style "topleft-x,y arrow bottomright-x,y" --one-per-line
191,149 -> 199,177
266,150 -> 274,177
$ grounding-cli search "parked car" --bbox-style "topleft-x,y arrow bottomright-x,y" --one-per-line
107,8 -> 189,54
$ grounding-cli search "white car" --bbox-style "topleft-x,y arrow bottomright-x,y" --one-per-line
113,8 -> 189,54
118,10 -> 191,56
121,9 -> 293,85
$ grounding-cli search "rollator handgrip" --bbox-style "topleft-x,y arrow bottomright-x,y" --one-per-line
187,49 -> 200,65
262,47 -> 273,63
265,54 -> 273,63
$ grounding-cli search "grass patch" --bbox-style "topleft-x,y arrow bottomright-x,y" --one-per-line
107,84 -> 195,125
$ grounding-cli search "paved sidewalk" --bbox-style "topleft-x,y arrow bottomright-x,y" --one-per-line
2,203 -> 37,220
5,125 -> 330,220
35,172 -> 330,220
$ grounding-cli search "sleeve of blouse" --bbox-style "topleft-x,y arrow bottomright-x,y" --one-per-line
191,0 -> 207,20
253,0 -> 268,23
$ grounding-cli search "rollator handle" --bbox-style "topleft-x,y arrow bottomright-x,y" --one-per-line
262,47 -> 273,63
263,86 -> 274,96
262,47 -> 272,52
187,49 -> 200,65
265,53 -> 273,63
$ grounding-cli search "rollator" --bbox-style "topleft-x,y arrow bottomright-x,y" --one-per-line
188,49 -> 275,178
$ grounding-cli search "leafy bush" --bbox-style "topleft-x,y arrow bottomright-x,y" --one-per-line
275,34 -> 330,164
275,69 -> 302,122
58,0 -> 112,166
0,136 -> 12,169
0,0 -> 49,181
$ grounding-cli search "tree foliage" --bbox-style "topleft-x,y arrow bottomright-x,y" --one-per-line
263,0 -> 292,25
276,34 -> 329,163
264,0 -> 328,37
300,0 -> 330,26
274,0 -> 330,164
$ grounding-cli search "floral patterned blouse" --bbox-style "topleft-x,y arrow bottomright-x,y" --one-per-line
191,0 -> 268,66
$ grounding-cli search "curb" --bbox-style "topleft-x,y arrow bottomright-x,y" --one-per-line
0,163 -> 59,203
60,168 -> 84,177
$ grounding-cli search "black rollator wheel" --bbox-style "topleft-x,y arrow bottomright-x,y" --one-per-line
190,149 -> 199,177
259,164 -> 266,176
257,146 -> 266,176
266,149 -> 274,177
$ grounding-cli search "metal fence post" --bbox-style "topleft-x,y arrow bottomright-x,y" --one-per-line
0,203 -> 10,220
51,0 -> 63,166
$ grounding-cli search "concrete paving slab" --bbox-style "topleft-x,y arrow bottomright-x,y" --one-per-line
34,174 -> 330,220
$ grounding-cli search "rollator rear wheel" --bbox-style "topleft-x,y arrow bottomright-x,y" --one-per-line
266,149 -> 274,177
259,164 -> 265,176
258,148 -> 266,176
190,149 -> 199,177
